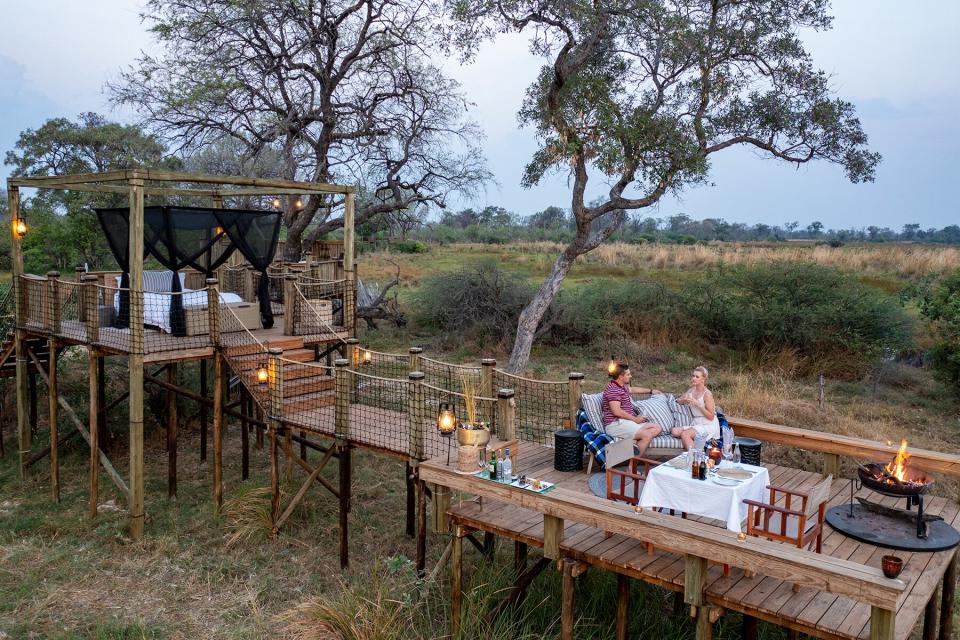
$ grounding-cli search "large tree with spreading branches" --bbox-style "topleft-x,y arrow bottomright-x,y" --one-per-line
112,0 -> 490,260
448,0 -> 881,372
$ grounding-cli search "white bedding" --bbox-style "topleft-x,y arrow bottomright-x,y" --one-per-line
114,289 -> 244,334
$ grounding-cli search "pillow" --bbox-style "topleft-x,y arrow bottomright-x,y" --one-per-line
668,393 -> 696,428
580,392 -> 605,433
632,393 -> 674,433
115,271 -> 187,293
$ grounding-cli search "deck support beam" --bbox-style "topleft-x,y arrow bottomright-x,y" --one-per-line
167,363 -> 178,498
47,337 -> 59,502
338,440 -> 352,569
213,352 -> 224,511
870,606 -> 895,640
88,350 -> 99,518
127,177 -> 146,540
939,550 -> 956,640
615,574 -> 630,640
685,555 -> 712,640
241,389 -> 250,480
406,461 -> 415,537
451,525 -> 465,640
199,359 -> 208,462
415,468 -> 427,573
561,558 -> 577,640
544,514 -> 563,560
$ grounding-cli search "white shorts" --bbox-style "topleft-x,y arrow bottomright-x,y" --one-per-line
681,419 -> 721,441
605,418 -> 646,440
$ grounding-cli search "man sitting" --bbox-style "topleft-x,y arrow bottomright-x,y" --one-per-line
601,362 -> 663,458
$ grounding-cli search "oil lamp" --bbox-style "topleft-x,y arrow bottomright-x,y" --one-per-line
437,401 -> 456,465
256,362 -> 269,386
271,198 -> 282,209
14,217 -> 27,238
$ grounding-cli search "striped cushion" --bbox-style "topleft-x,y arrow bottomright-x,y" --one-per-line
649,434 -> 685,450
631,394 -> 674,433
580,393 -> 605,434
668,394 -> 723,429
117,271 -> 187,293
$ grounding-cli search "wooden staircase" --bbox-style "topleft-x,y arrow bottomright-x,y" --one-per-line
228,335 -> 336,416
0,332 -> 50,379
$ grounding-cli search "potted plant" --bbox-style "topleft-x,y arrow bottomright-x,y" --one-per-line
456,372 -> 490,447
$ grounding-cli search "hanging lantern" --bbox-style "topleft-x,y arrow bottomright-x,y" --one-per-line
361,349 -> 372,365
271,198 -> 282,209
215,226 -> 225,236
607,356 -> 619,376
14,217 -> 27,239
294,197 -> 304,209
256,363 -> 269,385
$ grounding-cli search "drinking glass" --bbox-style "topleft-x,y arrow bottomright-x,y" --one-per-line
732,445 -> 741,466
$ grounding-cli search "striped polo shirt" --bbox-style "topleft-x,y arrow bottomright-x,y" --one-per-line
601,380 -> 636,426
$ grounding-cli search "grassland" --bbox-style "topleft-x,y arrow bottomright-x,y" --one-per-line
0,241 -> 958,638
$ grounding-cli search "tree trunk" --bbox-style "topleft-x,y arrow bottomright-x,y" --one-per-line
506,249 -> 577,372
283,231 -> 303,262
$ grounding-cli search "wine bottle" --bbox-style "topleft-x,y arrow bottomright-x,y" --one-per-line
489,450 -> 497,478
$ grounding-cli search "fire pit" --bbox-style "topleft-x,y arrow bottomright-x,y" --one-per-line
826,440 -> 960,552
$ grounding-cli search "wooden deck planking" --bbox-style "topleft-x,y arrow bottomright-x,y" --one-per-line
442,449 -> 956,640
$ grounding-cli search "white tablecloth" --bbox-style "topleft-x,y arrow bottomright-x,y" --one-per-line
638,460 -> 770,532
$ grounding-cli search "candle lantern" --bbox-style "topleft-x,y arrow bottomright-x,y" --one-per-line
271,198 -> 282,209
256,362 -> 269,386
437,401 -> 457,465
361,349 -> 372,365
707,445 -> 722,465
14,217 -> 27,238
607,356 -> 618,377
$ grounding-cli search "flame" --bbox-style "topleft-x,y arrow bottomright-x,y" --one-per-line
886,439 -> 911,482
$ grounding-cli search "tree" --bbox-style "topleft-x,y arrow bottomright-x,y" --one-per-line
902,223 -> 921,241
449,0 -> 881,371
112,0 -> 490,260
527,205 -> 568,229
4,113 -> 177,270
807,221 -> 824,237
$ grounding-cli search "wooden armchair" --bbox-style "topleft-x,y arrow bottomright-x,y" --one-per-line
606,456 -> 661,505
744,474 -> 833,553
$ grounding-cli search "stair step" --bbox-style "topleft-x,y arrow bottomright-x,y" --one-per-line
283,391 -> 336,413
264,336 -> 305,351
231,347 -> 317,367
283,375 -> 335,397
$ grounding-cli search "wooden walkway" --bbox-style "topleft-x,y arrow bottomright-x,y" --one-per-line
423,443 -> 958,640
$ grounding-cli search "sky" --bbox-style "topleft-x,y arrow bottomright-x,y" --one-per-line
1,1 -> 957,230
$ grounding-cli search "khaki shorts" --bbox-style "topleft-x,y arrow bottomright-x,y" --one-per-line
605,418 -> 644,440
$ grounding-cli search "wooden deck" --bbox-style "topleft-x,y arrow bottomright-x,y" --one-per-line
421,443 -> 958,640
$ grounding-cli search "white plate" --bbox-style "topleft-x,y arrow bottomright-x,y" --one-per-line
712,476 -> 741,486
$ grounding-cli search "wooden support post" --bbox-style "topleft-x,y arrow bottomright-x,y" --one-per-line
870,607 -> 895,640
128,176 -> 146,540
255,402 -> 264,449
405,461 -> 416,538
415,471 -> 427,573
561,558 -> 576,640
685,555 -> 712,640
47,337 -> 59,502
345,337 -> 359,366
544,514 -> 563,560
615,574 -> 630,640
939,550 -> 956,640
407,371 -> 425,461
823,452 -> 841,478
409,346 -> 422,375
46,271 -> 61,334
29,373 -> 38,439
923,586 -> 940,640
480,358 -> 495,400
82,275 -> 100,344
199,359 -> 208,462
338,441 -> 352,569
568,372 -> 584,429
242,267 -> 254,302
241,388 -> 250,481
268,348 -> 284,524
497,388 -> 516,441
166,363 -> 178,498
343,191 -> 356,334
88,350 -> 99,519
451,526 -> 465,640
283,274 -> 297,336
515,541 -> 528,578
334,358 -> 350,440
741,615 -> 758,640
213,352 -> 225,511
10,186 -> 30,479
97,357 -> 106,444
430,482 -> 450,534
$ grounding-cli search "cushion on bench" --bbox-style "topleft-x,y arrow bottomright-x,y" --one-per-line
632,394 -> 674,433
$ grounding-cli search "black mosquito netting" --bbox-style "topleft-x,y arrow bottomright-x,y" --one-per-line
95,205 -> 282,334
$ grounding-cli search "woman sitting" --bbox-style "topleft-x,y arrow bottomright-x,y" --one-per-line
671,366 -> 720,448
601,362 -> 663,458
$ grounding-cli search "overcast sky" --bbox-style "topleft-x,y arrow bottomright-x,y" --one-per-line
1,1 -> 957,230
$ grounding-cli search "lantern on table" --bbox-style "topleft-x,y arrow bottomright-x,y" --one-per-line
437,401 -> 456,465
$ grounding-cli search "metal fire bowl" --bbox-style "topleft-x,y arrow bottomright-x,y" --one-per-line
826,504 -> 960,552
857,463 -> 933,498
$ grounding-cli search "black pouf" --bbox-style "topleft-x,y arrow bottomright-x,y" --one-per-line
554,429 -> 584,471
735,437 -> 762,466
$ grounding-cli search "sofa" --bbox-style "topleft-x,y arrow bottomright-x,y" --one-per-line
578,391 -> 720,470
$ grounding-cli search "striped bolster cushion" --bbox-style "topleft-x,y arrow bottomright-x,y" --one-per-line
580,392 -> 605,434
649,434 -> 685,450
632,394 -> 675,433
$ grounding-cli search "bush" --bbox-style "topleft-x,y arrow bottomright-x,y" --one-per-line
389,240 -> 428,254
413,261 -> 534,346
916,268 -> 960,396
688,263 -> 914,376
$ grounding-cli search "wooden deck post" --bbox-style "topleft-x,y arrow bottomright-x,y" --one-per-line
870,607 -> 895,640
334,358 -> 350,440
415,468 -> 427,573
923,586 -> 940,640
47,337 -> 59,502
199,359 -> 208,462
81,275 -> 100,344
514,541 -> 528,577
497,388 -> 516,441
405,460 -> 416,538
345,337 -> 359,366
407,371 -> 425,461
480,358 -> 495,399
544,514 -> 563,561
283,274 -> 297,336
268,347 -> 284,524
127,175 -> 146,540
208,279 -> 224,512
338,441 -> 352,569
939,550 -> 956,640
46,272 -> 61,334
241,388 -> 250,481
88,349 -> 99,519
823,452 -> 841,478
431,482 -> 451,534
343,190 -> 356,334
685,555 -> 711,640
9,186 -> 31,479
615,574 -> 630,640
451,525 -> 465,640
409,346 -> 423,375
561,558 -> 576,640
242,267 -> 254,302
166,363 -> 178,498
568,372 -> 584,428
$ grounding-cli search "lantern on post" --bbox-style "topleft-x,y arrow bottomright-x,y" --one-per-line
361,349 -> 372,365
437,401 -> 456,465
256,362 -> 269,386
14,216 -> 28,239
607,356 -> 619,377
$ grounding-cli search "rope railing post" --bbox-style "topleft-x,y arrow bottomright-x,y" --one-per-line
46,271 -> 61,334
567,372 -> 584,429
334,358 -> 351,440
81,275 -> 99,344
346,337 -> 360,366
283,274 -> 297,335
408,371 -> 425,461
243,266 -> 255,303
409,347 -> 422,375
205,278 -> 220,347
268,347 -> 284,523
498,388 -> 516,441
481,359 -> 495,423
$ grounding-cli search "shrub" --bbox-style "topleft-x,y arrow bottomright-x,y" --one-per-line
687,263 -> 914,376
915,268 -> 960,396
389,240 -> 428,254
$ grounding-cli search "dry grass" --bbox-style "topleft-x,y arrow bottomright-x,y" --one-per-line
221,485 -> 276,549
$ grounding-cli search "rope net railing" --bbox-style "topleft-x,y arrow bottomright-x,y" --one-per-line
419,356 -> 481,392
355,347 -> 408,381
421,383 -> 497,457
292,280 -> 347,338
16,275 -> 47,333
493,369 -> 570,445
345,368 -> 411,454
219,299 -> 271,411
275,358 -> 335,436
0,282 -> 13,339
53,280 -> 85,343
220,266 -> 247,298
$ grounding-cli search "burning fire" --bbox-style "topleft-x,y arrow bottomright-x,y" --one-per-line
886,439 -> 911,482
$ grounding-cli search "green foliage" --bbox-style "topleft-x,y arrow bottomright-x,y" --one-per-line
388,240 -> 429,254
915,269 -> 960,396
